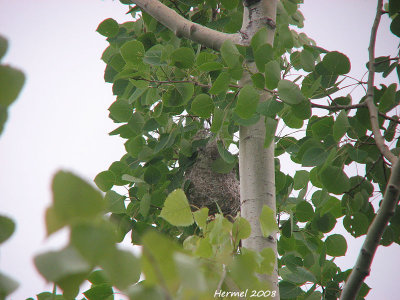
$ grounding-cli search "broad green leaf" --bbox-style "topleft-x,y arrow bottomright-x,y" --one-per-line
300,49 -> 315,71
0,65 -> 25,107
125,136 -> 144,157
108,99 -> 132,122
195,238 -> 213,258
343,212 -> 369,237
0,272 -> 19,298
322,51 -> 351,75
265,60 -> 281,89
170,47 -> 195,68
259,248 -> 275,275
45,206 -> 67,236
100,248 -> 141,290
71,222 -> 116,264
221,40 -> 241,68
210,107 -> 224,133
279,281 -> 302,299
221,0 -> 239,9
234,84 -> 260,119
390,15 -> 400,37
302,147 -> 328,167
311,116 -> 333,138
140,194 -> 151,217
193,207 -> 209,229
378,83 -> 397,112
34,246 -> 91,283
144,165 -> 161,185
52,171 -> 105,222
320,166 -> 350,194
174,253 -> 207,291
325,234 -> 347,257
97,18 -> 119,38
0,215 -> 15,244
217,140 -> 235,164
278,80 -> 305,105
191,94 -> 214,118
198,61 -> 224,72
293,170 -> 309,190
94,170 -> 115,192
211,157 -> 236,174
83,284 -> 113,300
281,267 -> 316,284
251,27 -> 269,52
160,189 -> 194,226
143,44 -> 165,66
254,44 -> 274,72
295,201 -> 314,222
209,72 -> 231,94
333,110 -> 350,141
251,73 -> 265,89
312,212 -> 336,233
260,205 -> 278,237
264,117 -> 278,148
105,190 -> 126,214
0,36 -> 8,61
232,217 -> 251,242
120,40 -> 145,65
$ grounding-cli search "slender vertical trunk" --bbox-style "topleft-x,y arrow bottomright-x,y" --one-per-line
239,0 -> 279,297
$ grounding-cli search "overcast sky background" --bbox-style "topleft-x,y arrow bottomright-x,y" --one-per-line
0,0 -> 399,299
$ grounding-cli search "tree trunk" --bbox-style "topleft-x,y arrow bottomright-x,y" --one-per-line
239,0 -> 279,297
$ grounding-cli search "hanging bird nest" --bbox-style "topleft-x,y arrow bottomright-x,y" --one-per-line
184,130 -> 240,217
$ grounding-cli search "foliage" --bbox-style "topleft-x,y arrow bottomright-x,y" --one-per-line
2,0 -> 400,299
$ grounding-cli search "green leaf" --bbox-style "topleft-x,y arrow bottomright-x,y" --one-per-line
232,217 -> 251,242
45,206 -> 67,236
333,110 -> 350,141
221,40 -> 241,68
0,215 -> 15,244
379,83 -> 397,112
191,94 -> 214,118
170,47 -> 195,69
193,207 -> 209,229
293,170 -> 309,190
120,40 -> 145,65
140,194 -> 151,217
251,28 -> 269,52
160,189 -> 194,226
0,36 -> 8,61
390,15 -> 400,37
71,222 -> 116,264
279,281 -> 302,299
254,44 -> 274,72
174,253 -> 207,291
105,191 -> 126,214
281,267 -> 316,284
265,60 -> 281,89
295,201 -> 314,222
278,80 -> 305,105
34,246 -> 91,283
260,205 -> 278,237
264,117 -> 278,148
211,157 -> 236,174
320,166 -> 350,194
322,51 -> 351,75
52,171 -> 105,222
83,284 -> 113,300
325,234 -> 347,257
217,140 -> 235,164
125,136 -> 144,157
143,44 -> 165,66
343,212 -> 369,237
100,248 -> 141,290
234,84 -> 260,119
251,73 -> 265,89
302,147 -> 328,167
97,18 -> 119,38
313,212 -> 336,233
108,99 -> 132,122
94,171 -> 115,192
0,65 -> 25,107
0,272 -> 19,298
300,49 -> 315,72
209,72 -> 231,94
144,165 -> 161,185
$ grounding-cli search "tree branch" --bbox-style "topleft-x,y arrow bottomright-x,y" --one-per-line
132,0 -> 240,50
363,0 -> 397,164
340,157 -> 400,300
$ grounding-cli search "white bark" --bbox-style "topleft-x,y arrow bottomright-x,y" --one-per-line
132,0 -> 240,50
239,0 -> 279,297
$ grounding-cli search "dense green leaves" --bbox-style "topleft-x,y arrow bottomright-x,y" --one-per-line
278,80 -> 306,105
96,18 -> 119,38
320,166 -> 350,194
235,84 -> 260,119
191,94 -> 214,118
120,40 -> 145,65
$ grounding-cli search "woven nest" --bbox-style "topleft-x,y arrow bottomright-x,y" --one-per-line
184,132 -> 240,217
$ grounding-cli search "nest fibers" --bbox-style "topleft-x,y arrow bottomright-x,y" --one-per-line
184,137 -> 240,217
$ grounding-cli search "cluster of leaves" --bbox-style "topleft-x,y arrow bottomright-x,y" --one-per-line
0,35 -> 25,135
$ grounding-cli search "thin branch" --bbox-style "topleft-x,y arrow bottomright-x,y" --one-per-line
340,157 -> 400,300
132,0 -> 240,50
362,0 -> 397,164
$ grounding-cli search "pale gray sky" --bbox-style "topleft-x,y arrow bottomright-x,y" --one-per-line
0,0 -> 399,299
